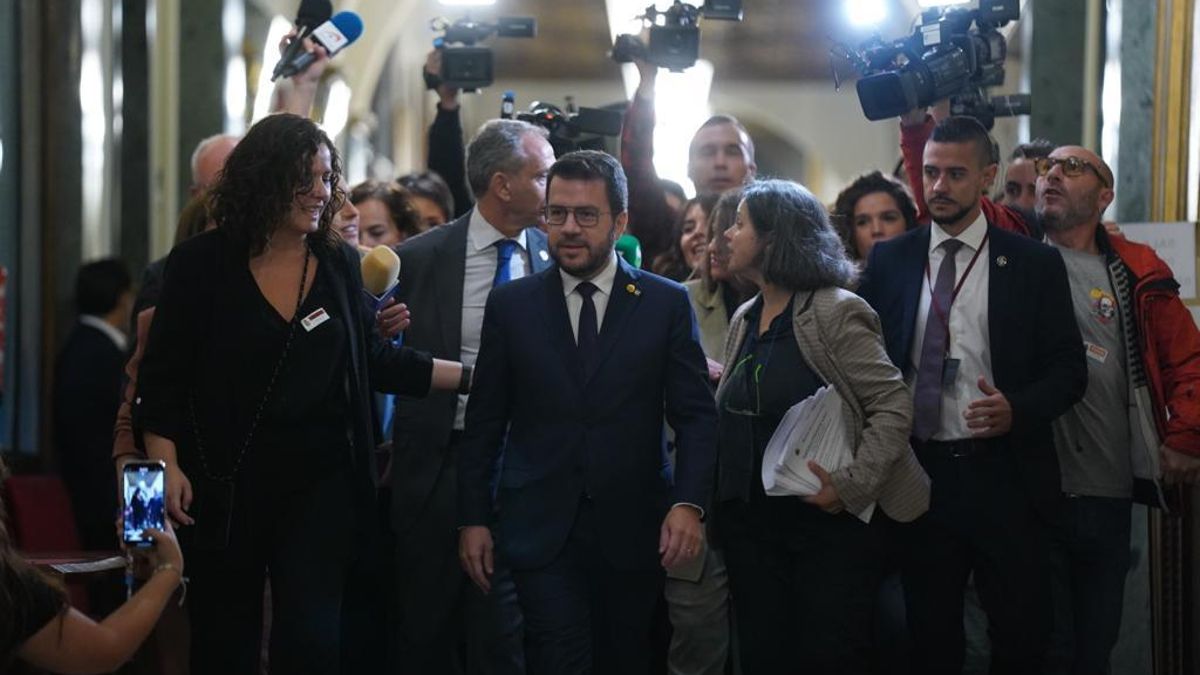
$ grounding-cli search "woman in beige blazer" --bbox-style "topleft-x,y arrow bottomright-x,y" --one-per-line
715,179 -> 929,674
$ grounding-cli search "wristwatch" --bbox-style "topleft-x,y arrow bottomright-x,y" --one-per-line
458,364 -> 474,395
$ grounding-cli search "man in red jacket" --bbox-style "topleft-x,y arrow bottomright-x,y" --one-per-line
1036,144 -> 1200,674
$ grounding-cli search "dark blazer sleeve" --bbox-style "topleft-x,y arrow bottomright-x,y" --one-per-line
134,238 -> 214,444
457,290 -> 514,527
662,286 -> 719,511
428,103 -> 473,219
1006,244 -> 1087,434
340,243 -> 434,397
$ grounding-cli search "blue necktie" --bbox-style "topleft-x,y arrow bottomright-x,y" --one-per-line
493,239 -> 519,288
576,282 -> 599,375
913,239 -> 964,441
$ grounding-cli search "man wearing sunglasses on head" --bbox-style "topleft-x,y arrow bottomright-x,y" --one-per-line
1034,145 -> 1200,675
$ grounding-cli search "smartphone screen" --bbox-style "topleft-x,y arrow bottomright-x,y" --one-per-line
122,461 -> 166,547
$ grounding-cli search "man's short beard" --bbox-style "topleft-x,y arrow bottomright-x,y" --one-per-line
931,202 -> 974,229
1037,195 -> 1097,233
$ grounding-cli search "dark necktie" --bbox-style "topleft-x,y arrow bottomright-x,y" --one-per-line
576,282 -> 599,375
493,239 -> 519,288
913,238 -> 964,441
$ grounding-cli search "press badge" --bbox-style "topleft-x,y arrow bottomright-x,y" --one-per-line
1085,341 -> 1109,364
942,357 -> 961,386
301,307 -> 330,332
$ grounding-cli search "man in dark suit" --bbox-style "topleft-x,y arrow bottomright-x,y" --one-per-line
53,258 -> 134,551
458,150 -> 718,675
857,117 -> 1087,675
388,119 -> 556,674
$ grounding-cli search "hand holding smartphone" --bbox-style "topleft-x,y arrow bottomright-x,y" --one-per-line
121,460 -> 167,548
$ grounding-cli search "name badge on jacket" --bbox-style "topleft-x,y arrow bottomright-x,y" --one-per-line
301,308 -> 330,332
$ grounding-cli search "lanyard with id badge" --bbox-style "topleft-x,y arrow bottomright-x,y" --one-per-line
925,232 -> 989,386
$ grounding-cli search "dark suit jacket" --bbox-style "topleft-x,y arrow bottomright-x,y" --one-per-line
457,259 -> 718,571
53,321 -> 126,549
388,213 -> 552,532
856,223 -> 1087,512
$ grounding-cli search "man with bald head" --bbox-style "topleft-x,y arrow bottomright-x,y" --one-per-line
1036,145 -> 1200,674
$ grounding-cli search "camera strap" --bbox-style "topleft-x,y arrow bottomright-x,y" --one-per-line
188,244 -> 312,483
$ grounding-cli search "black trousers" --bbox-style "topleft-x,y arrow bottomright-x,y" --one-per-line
717,495 -> 888,675
901,441 -> 1053,675
184,469 -> 354,675
391,438 -> 525,675
511,498 -> 665,675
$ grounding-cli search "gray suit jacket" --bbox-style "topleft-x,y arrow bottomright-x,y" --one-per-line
718,286 -> 930,522
388,213 -> 552,532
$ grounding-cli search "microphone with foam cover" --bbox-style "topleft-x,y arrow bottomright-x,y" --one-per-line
362,245 -> 401,304
273,11 -> 364,81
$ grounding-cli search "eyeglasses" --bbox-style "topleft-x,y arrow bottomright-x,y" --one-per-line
543,205 -> 611,228
1034,156 -> 1111,188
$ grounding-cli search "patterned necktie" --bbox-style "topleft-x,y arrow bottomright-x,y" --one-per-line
576,282 -> 599,375
913,238 -> 965,441
493,239 -> 519,288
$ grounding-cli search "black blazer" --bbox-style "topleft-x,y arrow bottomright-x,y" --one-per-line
387,214 -> 552,532
857,223 -> 1087,512
457,260 -> 718,571
135,229 -> 433,521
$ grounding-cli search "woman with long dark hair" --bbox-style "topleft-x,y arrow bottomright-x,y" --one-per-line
135,113 -> 463,674
716,179 -> 929,673
654,193 -> 720,282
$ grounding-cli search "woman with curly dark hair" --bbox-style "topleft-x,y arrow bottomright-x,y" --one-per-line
135,113 -> 464,674
831,170 -> 918,264
350,180 -> 421,247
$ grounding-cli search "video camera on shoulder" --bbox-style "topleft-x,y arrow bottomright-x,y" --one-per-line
429,15 -> 536,91
505,94 -> 624,156
832,0 -> 1031,129
611,0 -> 743,73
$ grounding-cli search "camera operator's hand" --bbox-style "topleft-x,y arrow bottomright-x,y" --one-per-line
901,99 -> 952,127
425,50 -> 460,110
900,107 -> 929,128
632,29 -> 657,99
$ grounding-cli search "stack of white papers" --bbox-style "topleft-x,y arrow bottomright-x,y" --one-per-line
761,385 -> 876,523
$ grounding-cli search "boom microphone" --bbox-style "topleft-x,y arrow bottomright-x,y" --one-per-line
272,11 -> 364,82
272,0 -> 333,81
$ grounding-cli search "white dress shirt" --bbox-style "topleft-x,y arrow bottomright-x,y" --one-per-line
456,207 -> 530,430
907,211 -> 994,441
560,252 -> 619,343
80,314 -> 129,352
